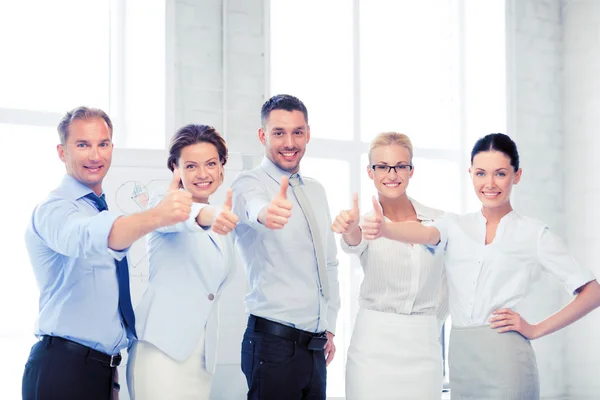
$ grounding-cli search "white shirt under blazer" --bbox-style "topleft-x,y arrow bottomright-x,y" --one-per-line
433,210 -> 596,327
134,200 -> 237,368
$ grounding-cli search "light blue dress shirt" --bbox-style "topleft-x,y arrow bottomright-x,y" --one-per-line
134,197 -> 236,369
232,157 -> 341,334
24,174 -> 129,355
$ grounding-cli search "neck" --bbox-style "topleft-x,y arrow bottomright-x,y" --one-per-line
379,193 -> 415,222
88,183 -> 103,196
481,202 -> 513,223
193,196 -> 209,204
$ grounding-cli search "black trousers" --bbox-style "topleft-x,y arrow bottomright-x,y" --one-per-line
241,317 -> 327,400
22,338 -> 117,400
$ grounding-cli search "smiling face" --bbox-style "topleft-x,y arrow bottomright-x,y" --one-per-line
57,117 -> 113,195
177,142 -> 223,203
259,109 -> 310,173
470,150 -> 522,210
368,144 -> 414,200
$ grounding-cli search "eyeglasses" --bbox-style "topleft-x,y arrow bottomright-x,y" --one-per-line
371,164 -> 413,174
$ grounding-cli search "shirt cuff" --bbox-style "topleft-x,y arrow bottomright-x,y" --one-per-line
187,202 -> 211,231
565,273 -> 596,295
339,236 -> 367,255
326,307 -> 339,335
89,211 -> 129,257
245,198 -> 271,234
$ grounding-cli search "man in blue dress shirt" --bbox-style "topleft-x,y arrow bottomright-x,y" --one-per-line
232,94 -> 341,399
22,106 -> 193,400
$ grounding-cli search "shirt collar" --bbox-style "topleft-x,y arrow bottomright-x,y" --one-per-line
57,174 -> 103,201
260,157 -> 304,184
408,197 -> 438,222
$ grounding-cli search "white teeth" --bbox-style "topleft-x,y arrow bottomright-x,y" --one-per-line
384,183 -> 399,187
282,152 -> 296,157
483,192 -> 499,197
195,182 -> 210,187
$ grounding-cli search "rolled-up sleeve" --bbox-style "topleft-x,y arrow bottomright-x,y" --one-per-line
537,227 -> 596,295
32,197 -> 123,259
339,236 -> 368,256
231,172 -> 271,234
424,213 -> 453,254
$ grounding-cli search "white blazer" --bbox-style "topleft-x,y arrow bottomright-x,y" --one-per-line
134,202 -> 237,372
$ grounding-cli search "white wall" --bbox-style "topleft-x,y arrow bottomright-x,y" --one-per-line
563,1 -> 600,399
507,1 -> 570,398
173,0 -> 265,157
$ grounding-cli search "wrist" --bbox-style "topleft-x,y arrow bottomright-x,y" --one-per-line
197,205 -> 217,227
347,224 -> 361,235
531,323 -> 544,340
146,207 -> 165,230
257,206 -> 268,225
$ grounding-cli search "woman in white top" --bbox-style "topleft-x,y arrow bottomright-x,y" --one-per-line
362,133 -> 600,399
331,132 -> 448,400
127,125 -> 239,400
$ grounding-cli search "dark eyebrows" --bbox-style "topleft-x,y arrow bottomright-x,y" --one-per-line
271,126 -> 305,131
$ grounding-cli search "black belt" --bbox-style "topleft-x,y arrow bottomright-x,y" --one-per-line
248,315 -> 327,350
41,335 -> 122,367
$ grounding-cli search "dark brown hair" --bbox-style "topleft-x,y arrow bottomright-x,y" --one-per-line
167,124 -> 228,172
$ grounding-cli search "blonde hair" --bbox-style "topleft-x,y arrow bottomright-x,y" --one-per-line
368,132 -> 413,163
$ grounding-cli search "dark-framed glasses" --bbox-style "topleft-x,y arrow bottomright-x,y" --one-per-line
371,164 -> 413,174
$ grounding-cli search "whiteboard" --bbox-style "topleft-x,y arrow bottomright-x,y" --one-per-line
104,148 -> 257,400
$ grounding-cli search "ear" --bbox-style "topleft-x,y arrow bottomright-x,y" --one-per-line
409,165 -> 415,179
513,168 -> 522,184
367,164 -> 374,181
57,144 -> 66,163
258,128 -> 267,146
306,125 -> 311,144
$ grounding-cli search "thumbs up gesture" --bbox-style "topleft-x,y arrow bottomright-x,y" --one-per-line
212,188 -> 239,235
362,196 -> 385,240
157,167 -> 193,225
331,193 -> 360,234
259,176 -> 293,230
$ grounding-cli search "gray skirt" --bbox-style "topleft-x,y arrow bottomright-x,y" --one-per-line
449,325 -> 540,400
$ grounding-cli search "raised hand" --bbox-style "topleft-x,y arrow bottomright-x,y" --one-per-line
212,188 -> 239,235
156,167 -> 193,225
362,196 -> 384,240
259,176 -> 293,230
331,193 -> 360,234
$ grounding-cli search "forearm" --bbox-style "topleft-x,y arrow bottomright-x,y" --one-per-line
382,221 -> 439,245
108,208 -> 163,251
535,280 -> 600,339
342,227 -> 362,246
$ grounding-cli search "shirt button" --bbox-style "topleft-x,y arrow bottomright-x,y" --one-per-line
208,294 -> 215,301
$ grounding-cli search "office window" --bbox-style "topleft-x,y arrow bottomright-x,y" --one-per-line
0,1 -> 169,397
270,0 -> 507,395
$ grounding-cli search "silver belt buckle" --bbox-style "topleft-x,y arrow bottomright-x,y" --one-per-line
109,354 -> 119,367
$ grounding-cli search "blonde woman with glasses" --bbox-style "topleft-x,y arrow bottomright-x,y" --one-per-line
331,132 -> 448,400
